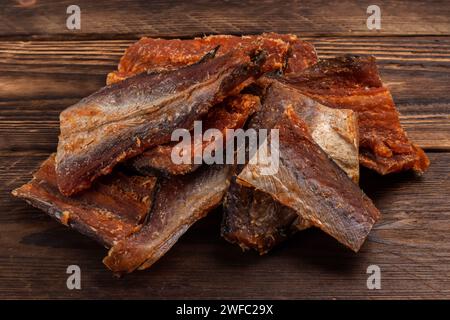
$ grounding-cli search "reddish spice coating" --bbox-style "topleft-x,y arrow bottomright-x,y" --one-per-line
280,55 -> 430,175
106,33 -> 318,84
12,154 -> 157,248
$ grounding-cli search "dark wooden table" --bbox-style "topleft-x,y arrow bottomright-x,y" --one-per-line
1,0 -> 449,299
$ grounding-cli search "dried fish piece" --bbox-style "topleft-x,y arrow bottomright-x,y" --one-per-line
103,164 -> 233,274
222,81 -> 359,253
257,80 -> 360,182
262,33 -> 318,74
107,33 -> 317,84
129,94 -> 260,175
56,50 -> 264,196
298,103 -> 359,182
237,107 -> 380,252
11,154 -> 157,248
281,55 -> 430,175
221,177 -> 305,254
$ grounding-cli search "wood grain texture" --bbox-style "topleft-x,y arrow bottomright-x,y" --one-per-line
0,0 -> 449,39
0,0 -> 449,299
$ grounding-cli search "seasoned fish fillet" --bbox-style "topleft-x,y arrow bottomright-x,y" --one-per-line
222,81 -> 359,253
56,50 -> 264,196
281,55 -> 430,175
129,94 -> 260,175
237,107 -> 380,252
12,154 -> 157,248
107,33 -> 317,84
103,164 -> 233,274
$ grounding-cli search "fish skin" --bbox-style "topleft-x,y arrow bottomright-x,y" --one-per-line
106,33 -> 317,84
129,94 -> 261,176
237,107 -> 380,252
56,51 -> 264,196
103,164 -> 233,274
11,154 -> 157,248
221,81 -> 359,253
280,55 -> 430,175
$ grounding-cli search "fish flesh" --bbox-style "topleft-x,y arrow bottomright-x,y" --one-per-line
107,33 -> 318,84
280,55 -> 430,175
263,33 -> 319,75
103,164 -> 233,274
221,81 -> 360,253
256,79 -> 360,182
56,50 -> 264,196
12,154 -> 157,248
107,33 -> 317,84
237,107 -> 380,252
221,177 -> 308,254
297,100 -> 359,182
129,94 -> 260,175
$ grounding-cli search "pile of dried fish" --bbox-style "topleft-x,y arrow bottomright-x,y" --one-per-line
13,33 -> 429,274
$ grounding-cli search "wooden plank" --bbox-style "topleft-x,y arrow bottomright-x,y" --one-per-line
401,114 -> 450,150
1,0 -> 449,39
2,37 -> 450,103
1,37 -> 449,151
1,152 -> 450,299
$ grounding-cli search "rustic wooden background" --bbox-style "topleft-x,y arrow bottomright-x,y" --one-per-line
1,0 -> 449,299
